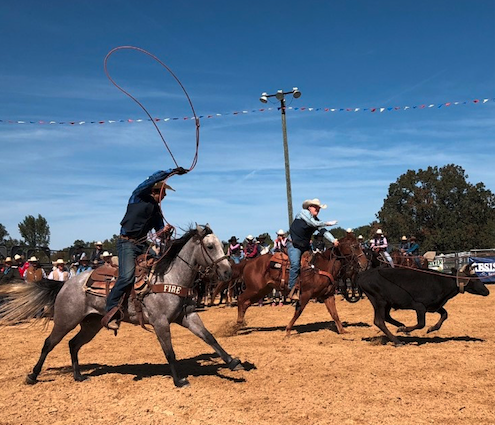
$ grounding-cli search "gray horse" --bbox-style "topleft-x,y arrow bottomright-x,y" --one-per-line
0,225 -> 244,387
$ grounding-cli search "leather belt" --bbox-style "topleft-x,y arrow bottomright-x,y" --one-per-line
120,235 -> 139,243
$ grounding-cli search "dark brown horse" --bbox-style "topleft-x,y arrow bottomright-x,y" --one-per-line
236,234 -> 368,335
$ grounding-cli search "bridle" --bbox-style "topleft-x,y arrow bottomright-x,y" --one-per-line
177,231 -> 229,276
331,241 -> 367,272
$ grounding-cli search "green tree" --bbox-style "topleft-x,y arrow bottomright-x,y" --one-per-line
377,164 -> 495,252
18,214 -> 51,247
0,223 -> 9,241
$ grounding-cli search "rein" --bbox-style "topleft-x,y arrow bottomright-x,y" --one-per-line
375,260 -> 477,292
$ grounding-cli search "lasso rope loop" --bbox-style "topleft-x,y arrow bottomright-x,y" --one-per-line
105,46 -> 201,231
104,46 -> 200,171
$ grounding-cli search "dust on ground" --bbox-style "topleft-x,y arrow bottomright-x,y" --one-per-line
0,290 -> 493,425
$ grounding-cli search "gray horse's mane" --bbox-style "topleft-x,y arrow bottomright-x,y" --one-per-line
154,225 -> 213,276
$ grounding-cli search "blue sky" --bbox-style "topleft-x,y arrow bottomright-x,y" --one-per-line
1,1 -> 494,249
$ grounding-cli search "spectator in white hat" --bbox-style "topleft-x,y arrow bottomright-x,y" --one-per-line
244,235 -> 259,259
0,257 -> 21,283
90,241 -> 104,266
272,229 -> 288,254
48,259 -> 69,282
370,229 -> 394,267
14,254 -> 29,277
101,251 -> 117,268
287,198 -> 339,300
25,256 -> 47,283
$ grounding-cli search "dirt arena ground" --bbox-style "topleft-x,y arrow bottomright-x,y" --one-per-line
0,289 -> 493,425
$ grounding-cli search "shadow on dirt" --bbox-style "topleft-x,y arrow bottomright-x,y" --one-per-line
237,320 -> 371,336
363,335 -> 484,346
46,353 -> 256,382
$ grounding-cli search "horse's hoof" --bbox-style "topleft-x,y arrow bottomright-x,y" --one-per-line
175,378 -> 190,388
393,341 -> 405,347
228,358 -> 244,371
397,326 -> 406,333
74,375 -> 90,382
25,374 -> 37,385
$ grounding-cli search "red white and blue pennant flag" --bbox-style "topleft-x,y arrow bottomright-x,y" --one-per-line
1,97 -> 492,126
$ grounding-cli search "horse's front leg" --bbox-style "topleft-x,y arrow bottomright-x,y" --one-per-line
152,319 -> 189,387
323,295 -> 347,334
178,311 -> 244,371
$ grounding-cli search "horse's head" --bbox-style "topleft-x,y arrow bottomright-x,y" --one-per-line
193,224 -> 232,281
336,233 -> 368,272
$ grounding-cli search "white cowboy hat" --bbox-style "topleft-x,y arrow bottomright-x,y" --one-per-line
376,229 -> 383,235
276,229 -> 285,236
401,235 -> 407,241
28,256 -> 39,262
152,181 -> 175,192
346,228 -> 353,233
102,251 -> 112,257
302,198 -> 327,210
14,254 -> 22,261
4,257 -> 12,263
95,241 -> 103,246
246,235 -> 254,241
55,259 -> 65,265
358,235 -> 363,240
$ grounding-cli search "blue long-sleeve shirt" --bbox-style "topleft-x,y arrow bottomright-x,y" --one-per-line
120,170 -> 173,239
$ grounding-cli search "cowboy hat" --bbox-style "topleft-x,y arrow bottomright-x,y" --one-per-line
28,256 -> 39,262
152,181 -> 175,192
401,236 -> 407,241
246,235 -> 254,241
55,259 -> 65,265
302,198 -> 327,210
4,257 -> 12,263
375,229 -> 383,235
95,241 -> 103,246
276,229 -> 285,236
346,228 -> 353,233
79,253 -> 89,261
358,235 -> 364,240
14,254 -> 22,261
102,251 -> 112,257
228,236 -> 238,243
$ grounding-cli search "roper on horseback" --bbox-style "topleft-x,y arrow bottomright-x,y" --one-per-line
287,198 -> 339,301
101,167 -> 187,331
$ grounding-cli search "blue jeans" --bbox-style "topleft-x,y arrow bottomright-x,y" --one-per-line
105,238 -> 145,312
287,242 -> 304,290
231,255 -> 242,264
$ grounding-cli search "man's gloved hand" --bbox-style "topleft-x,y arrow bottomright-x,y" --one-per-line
174,167 -> 188,175
163,224 -> 174,234
333,240 -> 340,247
326,220 -> 338,226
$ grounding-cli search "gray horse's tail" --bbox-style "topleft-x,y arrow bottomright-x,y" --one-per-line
0,278 -> 64,326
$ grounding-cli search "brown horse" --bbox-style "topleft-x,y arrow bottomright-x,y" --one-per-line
209,259 -> 249,307
236,234 -> 368,335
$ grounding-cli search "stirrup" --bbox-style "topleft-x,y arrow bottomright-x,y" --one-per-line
288,287 -> 299,301
101,307 -> 122,333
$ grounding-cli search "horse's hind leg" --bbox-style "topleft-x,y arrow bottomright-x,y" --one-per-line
178,312 -> 244,372
69,314 -> 103,382
27,321 -> 76,384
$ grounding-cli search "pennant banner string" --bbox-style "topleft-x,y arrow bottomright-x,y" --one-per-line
1,97 -> 492,126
